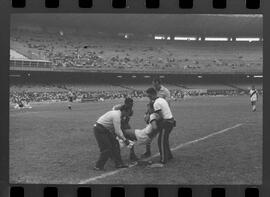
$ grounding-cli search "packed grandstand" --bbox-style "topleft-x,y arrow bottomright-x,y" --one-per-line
9,14 -> 263,106
10,29 -> 262,74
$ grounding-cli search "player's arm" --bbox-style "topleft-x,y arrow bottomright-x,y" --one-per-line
112,104 -> 122,110
153,102 -> 163,120
165,88 -> 171,99
113,116 -> 128,142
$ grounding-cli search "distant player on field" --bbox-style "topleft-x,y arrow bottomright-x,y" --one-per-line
249,85 -> 258,112
141,78 -> 171,159
68,91 -> 74,110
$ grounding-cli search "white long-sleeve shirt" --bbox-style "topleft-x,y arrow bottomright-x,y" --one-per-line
96,110 -> 125,140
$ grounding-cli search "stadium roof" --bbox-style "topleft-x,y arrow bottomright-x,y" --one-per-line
11,14 -> 262,37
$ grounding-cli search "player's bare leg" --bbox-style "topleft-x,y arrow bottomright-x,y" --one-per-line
253,103 -> 256,112
141,144 -> 151,159
123,129 -> 139,162
129,146 -> 139,162
251,101 -> 256,112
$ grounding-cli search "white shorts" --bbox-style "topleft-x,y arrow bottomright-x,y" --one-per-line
135,129 -> 151,145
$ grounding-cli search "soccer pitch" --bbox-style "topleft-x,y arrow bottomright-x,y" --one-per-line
9,96 -> 262,184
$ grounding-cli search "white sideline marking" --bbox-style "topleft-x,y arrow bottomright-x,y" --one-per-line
78,123 -> 243,184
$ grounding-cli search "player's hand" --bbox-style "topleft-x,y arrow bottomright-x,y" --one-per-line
144,114 -> 150,123
127,140 -> 135,149
124,139 -> 130,146
145,137 -> 152,145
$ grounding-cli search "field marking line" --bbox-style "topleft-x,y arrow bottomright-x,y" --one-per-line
78,123 -> 243,184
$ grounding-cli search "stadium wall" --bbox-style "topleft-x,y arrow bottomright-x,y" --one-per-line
9,70 -> 262,85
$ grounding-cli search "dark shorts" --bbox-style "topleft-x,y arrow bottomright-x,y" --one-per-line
251,101 -> 256,105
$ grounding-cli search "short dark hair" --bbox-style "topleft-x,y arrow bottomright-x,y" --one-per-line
119,104 -> 132,112
124,97 -> 133,106
152,77 -> 161,84
146,87 -> 157,96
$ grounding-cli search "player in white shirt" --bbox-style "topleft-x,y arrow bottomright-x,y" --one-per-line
93,105 -> 132,170
146,87 -> 176,166
141,78 -> 171,158
249,85 -> 258,112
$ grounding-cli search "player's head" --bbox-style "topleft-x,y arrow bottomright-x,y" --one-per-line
124,97 -> 134,108
120,104 -> 133,117
152,78 -> 161,90
252,85 -> 255,90
146,87 -> 157,100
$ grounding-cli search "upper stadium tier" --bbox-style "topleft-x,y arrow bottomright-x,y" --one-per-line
10,14 -> 263,75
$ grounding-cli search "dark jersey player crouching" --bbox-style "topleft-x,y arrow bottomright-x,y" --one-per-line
93,105 -> 132,170
112,98 -> 139,162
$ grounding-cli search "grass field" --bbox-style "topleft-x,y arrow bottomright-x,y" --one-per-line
9,96 -> 262,184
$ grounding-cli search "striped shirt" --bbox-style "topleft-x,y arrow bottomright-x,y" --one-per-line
250,89 -> 258,101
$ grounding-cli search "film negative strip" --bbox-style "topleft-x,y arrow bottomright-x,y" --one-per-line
0,0 -> 268,197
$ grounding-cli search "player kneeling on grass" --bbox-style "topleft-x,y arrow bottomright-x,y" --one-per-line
93,105 -> 132,171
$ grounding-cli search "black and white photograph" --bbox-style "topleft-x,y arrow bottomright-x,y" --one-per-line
9,14 -> 262,184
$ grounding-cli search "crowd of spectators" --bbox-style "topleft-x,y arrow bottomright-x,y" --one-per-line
10,86 -> 262,105
10,29 -> 263,73
9,89 -> 145,104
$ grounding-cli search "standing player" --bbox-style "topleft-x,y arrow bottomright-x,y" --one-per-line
68,91 -> 74,110
152,78 -> 171,101
141,78 -> 171,159
146,87 -> 175,167
93,105 -> 132,170
249,85 -> 258,112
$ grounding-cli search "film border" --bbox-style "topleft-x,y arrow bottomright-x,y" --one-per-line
0,0 -> 268,197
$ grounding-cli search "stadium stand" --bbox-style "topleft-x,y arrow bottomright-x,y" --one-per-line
10,29 -> 262,74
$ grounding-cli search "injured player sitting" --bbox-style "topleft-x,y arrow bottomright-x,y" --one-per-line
118,104 -> 161,162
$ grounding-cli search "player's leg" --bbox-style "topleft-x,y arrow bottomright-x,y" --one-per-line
123,129 -> 139,162
141,144 -> 151,159
157,130 -> 162,160
109,133 -> 128,168
253,101 -> 257,111
68,97 -> 72,109
93,127 -> 112,170
123,129 -> 137,141
164,122 -> 174,160
159,128 -> 167,164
